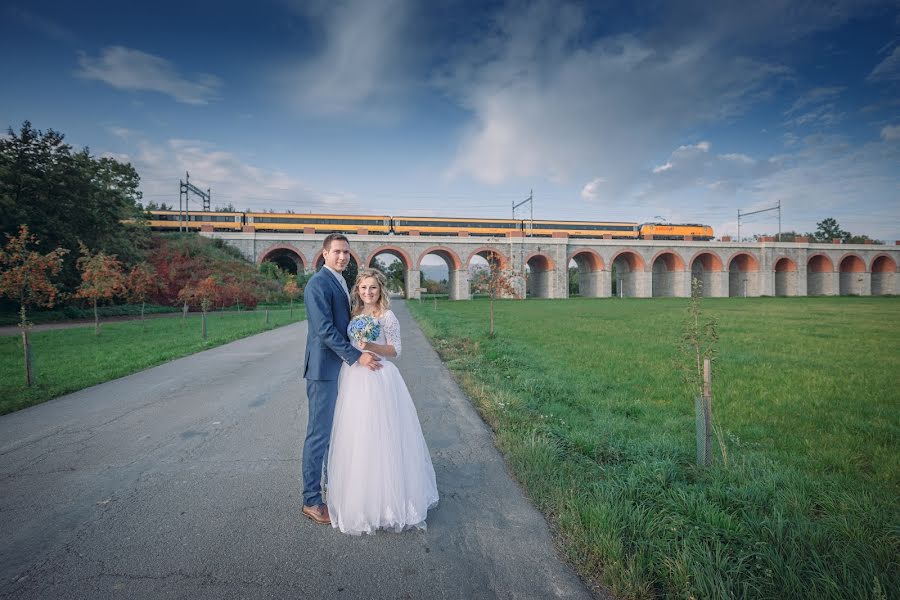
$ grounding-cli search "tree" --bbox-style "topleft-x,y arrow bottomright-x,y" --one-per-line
126,262 -> 159,326
470,258 -> 519,337
1,121 -> 147,292
75,243 -> 126,335
813,218 -> 848,243
568,266 -> 579,296
284,279 -> 300,318
677,278 -> 725,467
0,225 -> 68,385
178,275 -> 219,340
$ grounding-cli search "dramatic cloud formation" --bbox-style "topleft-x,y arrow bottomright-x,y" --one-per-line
441,2 -> 785,194
76,46 -> 221,105
280,0 -> 413,117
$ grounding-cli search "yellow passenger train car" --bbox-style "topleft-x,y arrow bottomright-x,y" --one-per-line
146,210 -> 244,231
392,216 -> 520,236
245,212 -> 391,234
639,223 -> 714,240
527,220 -> 639,238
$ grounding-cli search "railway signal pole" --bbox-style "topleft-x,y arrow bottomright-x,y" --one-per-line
178,172 -> 212,232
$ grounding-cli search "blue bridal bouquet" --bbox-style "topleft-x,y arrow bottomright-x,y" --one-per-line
348,314 -> 381,345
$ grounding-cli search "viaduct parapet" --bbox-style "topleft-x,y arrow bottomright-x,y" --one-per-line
203,232 -> 899,300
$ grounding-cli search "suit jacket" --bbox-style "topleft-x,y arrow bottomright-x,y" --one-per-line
303,268 -> 362,381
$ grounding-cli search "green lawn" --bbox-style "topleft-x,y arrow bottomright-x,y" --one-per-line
409,297 -> 899,600
0,307 -> 305,415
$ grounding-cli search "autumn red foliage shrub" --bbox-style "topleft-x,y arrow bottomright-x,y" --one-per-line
146,234 -> 267,309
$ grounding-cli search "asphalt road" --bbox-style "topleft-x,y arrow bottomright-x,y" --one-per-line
0,300 -> 600,599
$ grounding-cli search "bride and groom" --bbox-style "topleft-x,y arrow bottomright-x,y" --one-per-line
301,233 -> 439,535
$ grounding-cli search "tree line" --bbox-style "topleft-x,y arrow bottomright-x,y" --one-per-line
1,121 -> 309,384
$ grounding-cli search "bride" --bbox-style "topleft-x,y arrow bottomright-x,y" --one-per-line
326,268 -> 439,535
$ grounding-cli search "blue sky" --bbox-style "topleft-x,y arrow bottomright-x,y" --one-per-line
2,0 -> 899,240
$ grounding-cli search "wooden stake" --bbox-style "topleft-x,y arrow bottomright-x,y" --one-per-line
22,328 -> 33,386
703,358 -> 711,397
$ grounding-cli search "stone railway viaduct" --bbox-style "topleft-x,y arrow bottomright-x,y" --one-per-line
204,231 -> 899,300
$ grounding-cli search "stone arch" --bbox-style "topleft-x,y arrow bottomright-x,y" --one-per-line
568,249 -> 605,298
416,246 -> 463,271
467,247 -> 515,298
807,253 -> 835,296
417,246 -> 465,300
839,253 -> 867,296
689,251 -> 725,297
366,245 -> 414,271
650,250 -> 687,297
466,247 -> 510,270
870,254 -> 897,296
773,257 -> 798,296
524,252 -> 556,299
727,252 -> 760,297
259,244 -> 307,274
364,245 -> 415,298
610,250 -> 647,298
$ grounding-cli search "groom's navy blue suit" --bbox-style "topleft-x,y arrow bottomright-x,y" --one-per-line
302,267 -> 362,507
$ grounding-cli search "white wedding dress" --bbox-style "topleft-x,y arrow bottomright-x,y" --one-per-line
326,309 -> 439,535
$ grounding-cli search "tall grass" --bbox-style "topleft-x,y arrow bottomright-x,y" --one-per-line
0,307 -> 305,415
409,297 -> 899,599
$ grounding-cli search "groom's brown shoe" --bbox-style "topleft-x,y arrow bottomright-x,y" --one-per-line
302,504 -> 331,525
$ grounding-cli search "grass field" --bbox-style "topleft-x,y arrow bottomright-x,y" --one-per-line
408,297 -> 899,600
0,307 -> 305,415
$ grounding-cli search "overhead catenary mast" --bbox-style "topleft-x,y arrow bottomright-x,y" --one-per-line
178,172 -> 212,231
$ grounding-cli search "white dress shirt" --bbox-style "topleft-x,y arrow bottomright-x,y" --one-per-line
323,265 -> 351,304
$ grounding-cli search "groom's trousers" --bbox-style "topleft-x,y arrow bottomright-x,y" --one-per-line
302,379 -> 338,507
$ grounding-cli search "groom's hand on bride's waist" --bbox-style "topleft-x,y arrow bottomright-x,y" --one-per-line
359,352 -> 382,371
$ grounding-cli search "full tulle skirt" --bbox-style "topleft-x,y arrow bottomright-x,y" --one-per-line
326,360 -> 439,535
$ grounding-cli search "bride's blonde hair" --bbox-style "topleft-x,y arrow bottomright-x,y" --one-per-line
351,268 -> 390,316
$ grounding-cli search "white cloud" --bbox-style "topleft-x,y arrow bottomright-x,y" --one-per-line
720,153 -> 755,165
868,46 -> 900,81
124,137 -> 358,213
76,46 -> 221,105
881,124 -> 900,141
580,177 -> 605,199
440,2 -> 786,191
279,0 -> 411,117
785,86 -> 844,114
643,139 -> 781,201
107,126 -> 133,139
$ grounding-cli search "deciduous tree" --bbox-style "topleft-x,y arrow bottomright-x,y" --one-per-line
0,225 -> 68,385
126,262 -> 159,326
283,279 -> 300,318
178,275 -> 219,340
470,258 -> 519,337
76,243 -> 126,335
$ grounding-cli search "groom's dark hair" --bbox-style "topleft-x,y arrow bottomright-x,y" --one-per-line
323,233 -> 350,250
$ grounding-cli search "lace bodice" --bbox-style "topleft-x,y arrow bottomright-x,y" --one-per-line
348,310 -> 401,358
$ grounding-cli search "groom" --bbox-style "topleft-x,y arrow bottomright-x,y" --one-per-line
302,233 -> 381,525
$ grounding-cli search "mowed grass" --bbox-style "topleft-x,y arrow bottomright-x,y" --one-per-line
0,307 -> 305,415
409,297 -> 899,600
